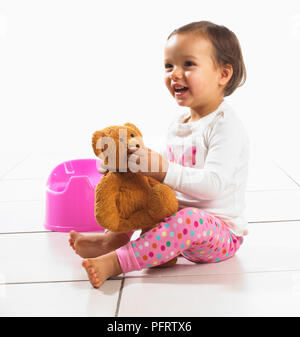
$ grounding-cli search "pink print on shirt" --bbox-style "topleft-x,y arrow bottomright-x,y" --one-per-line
167,145 -> 197,167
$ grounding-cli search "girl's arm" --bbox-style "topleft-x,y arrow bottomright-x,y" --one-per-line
97,143 -> 169,182
132,118 -> 249,200
163,120 -> 249,200
128,146 -> 169,183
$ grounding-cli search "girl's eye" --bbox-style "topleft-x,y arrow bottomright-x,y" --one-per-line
185,61 -> 194,67
165,63 -> 173,70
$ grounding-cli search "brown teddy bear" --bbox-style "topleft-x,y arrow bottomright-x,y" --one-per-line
92,123 -> 178,267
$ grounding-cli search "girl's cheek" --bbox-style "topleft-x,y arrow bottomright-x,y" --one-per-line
164,75 -> 170,87
164,78 -> 173,95
188,74 -> 203,90
185,72 -> 194,84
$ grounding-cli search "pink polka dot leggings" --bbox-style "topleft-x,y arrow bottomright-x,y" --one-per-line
116,207 -> 244,273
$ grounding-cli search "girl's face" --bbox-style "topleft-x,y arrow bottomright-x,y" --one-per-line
164,33 -> 225,111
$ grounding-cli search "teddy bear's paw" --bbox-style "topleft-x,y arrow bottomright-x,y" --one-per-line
148,184 -> 178,221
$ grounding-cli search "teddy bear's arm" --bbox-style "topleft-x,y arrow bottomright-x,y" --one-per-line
148,183 -> 179,222
94,173 -> 122,232
146,176 -> 161,187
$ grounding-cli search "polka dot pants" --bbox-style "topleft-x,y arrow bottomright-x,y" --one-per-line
116,207 -> 244,273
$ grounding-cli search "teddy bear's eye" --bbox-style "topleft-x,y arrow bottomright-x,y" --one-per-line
130,134 -> 134,137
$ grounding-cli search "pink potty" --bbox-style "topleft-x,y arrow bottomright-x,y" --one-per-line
44,159 -> 104,232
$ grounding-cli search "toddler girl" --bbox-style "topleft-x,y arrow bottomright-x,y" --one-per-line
69,20 -> 249,288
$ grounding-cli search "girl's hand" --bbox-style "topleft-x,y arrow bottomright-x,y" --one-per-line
128,146 -> 169,182
96,146 -> 169,183
96,159 -> 114,174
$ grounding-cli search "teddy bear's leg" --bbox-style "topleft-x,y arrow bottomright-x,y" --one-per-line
126,211 -> 159,232
148,184 -> 178,222
95,174 -> 121,232
117,218 -> 141,233
140,226 -> 156,236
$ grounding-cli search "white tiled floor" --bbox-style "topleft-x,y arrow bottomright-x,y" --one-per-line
1,150 -> 300,316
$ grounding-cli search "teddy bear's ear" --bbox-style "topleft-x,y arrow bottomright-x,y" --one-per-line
92,130 -> 105,157
124,123 -> 142,137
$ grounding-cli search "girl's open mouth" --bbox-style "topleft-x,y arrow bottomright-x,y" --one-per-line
174,86 -> 189,97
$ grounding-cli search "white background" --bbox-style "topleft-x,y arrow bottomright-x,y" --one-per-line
0,0 -> 299,158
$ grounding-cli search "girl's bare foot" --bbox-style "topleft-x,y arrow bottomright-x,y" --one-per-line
69,230 -> 130,258
69,231 -> 81,251
82,251 -> 122,288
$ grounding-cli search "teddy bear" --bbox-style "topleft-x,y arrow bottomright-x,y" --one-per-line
92,122 -> 178,268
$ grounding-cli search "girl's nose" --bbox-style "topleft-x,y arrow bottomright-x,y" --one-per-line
170,69 -> 183,81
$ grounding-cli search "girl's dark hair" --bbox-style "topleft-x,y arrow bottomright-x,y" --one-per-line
168,21 -> 246,97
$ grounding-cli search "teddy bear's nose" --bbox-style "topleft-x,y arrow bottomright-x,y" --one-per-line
136,144 -> 140,148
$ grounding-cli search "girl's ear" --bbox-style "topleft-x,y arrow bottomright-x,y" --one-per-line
124,123 -> 143,137
92,130 -> 105,157
219,63 -> 233,86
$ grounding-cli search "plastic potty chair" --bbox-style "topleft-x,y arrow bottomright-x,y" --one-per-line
44,159 -> 105,232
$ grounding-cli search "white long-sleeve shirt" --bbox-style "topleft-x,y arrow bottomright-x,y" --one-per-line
161,100 -> 250,236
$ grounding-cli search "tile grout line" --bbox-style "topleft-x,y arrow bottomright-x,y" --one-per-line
0,230 -> 104,235
115,278 -> 125,317
272,161 -> 300,188
0,152 -> 33,181
0,231 -> 51,235
121,268 -> 300,280
0,279 -> 89,286
0,277 -> 124,286
248,219 -> 300,223
2,268 -> 300,287
1,219 -> 300,236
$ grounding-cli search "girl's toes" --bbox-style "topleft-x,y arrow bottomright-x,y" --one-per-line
82,259 -> 103,288
69,240 -> 75,250
82,260 -> 95,276
82,259 -> 90,269
69,231 -> 79,250
92,275 -> 101,288
91,269 -> 98,279
70,230 -> 80,242
90,272 -> 100,287
94,282 -> 101,288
